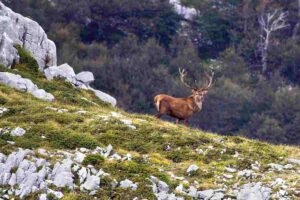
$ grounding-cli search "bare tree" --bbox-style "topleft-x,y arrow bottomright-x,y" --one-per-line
293,0 -> 300,39
258,10 -> 289,74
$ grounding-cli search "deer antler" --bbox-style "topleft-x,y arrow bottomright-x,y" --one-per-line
179,68 -> 195,89
201,71 -> 214,90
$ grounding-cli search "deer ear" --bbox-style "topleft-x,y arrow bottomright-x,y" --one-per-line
201,89 -> 208,94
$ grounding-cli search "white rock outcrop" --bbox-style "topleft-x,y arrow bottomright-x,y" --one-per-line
119,179 -> 138,191
80,175 -> 100,191
51,158 -> 74,189
149,176 -> 185,200
288,158 -> 300,166
169,0 -> 197,20
0,107 -> 8,116
75,71 -> 95,86
44,64 -> 75,83
10,127 -> 26,137
186,164 -> 199,174
0,72 -> 55,101
236,182 -> 271,200
0,2 -> 57,69
43,63 -> 117,106
91,88 -> 117,107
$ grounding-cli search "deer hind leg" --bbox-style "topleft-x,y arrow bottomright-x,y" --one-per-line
176,119 -> 180,124
184,119 -> 189,127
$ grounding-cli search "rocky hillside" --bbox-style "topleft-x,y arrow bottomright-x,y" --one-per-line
1,59 -> 300,200
0,2 -> 300,200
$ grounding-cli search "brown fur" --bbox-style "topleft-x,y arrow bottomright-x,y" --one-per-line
154,92 -> 205,126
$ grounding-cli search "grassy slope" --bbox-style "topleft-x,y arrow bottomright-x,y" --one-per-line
0,58 -> 300,199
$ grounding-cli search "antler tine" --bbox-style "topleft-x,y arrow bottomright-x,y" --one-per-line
179,68 -> 195,89
202,70 -> 214,90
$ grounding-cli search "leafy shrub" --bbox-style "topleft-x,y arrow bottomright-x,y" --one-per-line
166,150 -> 184,163
13,44 -> 39,73
83,154 -> 105,166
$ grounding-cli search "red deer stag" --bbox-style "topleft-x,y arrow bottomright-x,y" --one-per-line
154,68 -> 214,126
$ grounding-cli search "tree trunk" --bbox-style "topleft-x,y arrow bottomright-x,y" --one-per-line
292,0 -> 300,39
262,32 -> 270,74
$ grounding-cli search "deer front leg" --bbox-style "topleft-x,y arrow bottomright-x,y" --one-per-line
176,119 -> 180,124
155,113 -> 162,119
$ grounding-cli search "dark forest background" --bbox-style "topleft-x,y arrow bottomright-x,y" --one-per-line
5,0 -> 300,145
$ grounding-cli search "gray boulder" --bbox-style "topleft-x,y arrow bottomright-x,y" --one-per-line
76,71 -> 95,86
288,158 -> 300,166
10,127 -> 26,137
44,64 -> 76,83
169,0 -> 197,20
80,175 -> 100,191
236,182 -> 271,200
31,89 -> 55,102
90,88 -> 117,107
119,179 -> 138,191
0,72 -> 55,101
51,158 -> 74,189
44,63 -> 116,106
186,164 -> 199,174
0,107 -> 8,117
0,2 -> 56,69
58,63 -> 76,77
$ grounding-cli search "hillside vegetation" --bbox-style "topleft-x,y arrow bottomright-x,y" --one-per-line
0,48 -> 300,199
6,0 -> 300,145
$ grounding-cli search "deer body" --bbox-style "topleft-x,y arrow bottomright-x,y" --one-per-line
154,94 -> 201,119
154,69 -> 213,126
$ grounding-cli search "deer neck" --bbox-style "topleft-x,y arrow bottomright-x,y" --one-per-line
190,95 -> 203,112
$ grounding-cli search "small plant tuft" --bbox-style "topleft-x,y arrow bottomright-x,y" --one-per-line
13,44 -> 39,73
83,154 -> 105,166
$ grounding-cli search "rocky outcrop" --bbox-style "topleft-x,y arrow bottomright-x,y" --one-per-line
0,72 -> 55,101
44,64 -> 75,83
44,63 -> 117,106
0,2 -> 56,69
0,2 -> 116,106
90,88 -> 117,107
236,182 -> 271,200
169,0 -> 197,20
0,107 -> 8,117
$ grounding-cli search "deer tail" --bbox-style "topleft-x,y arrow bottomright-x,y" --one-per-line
154,96 -> 161,112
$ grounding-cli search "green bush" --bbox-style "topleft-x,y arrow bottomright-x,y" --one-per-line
83,154 -> 105,166
13,44 -> 39,73
166,150 -> 184,163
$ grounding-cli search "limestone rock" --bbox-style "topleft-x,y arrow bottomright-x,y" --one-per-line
44,64 -> 75,83
186,164 -> 199,174
74,152 -> 86,164
90,88 -> 117,107
0,107 -> 8,117
119,179 -> 138,191
39,194 -> 47,200
0,2 -> 56,69
288,158 -> 300,166
0,72 -> 54,101
75,71 -> 95,85
225,167 -> 237,173
169,0 -> 197,20
10,127 -> 26,137
51,158 -> 74,188
198,189 -> 214,199
236,182 -> 271,200
80,175 -> 100,191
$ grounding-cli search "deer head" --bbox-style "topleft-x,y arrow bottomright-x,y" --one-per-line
179,68 -> 214,103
